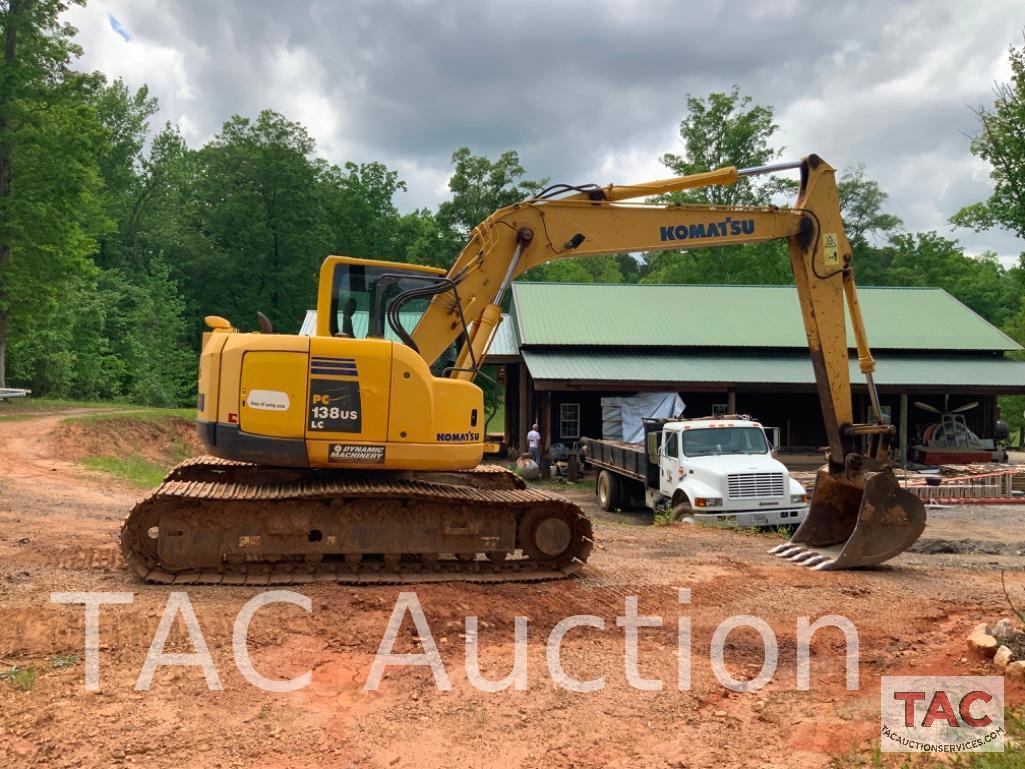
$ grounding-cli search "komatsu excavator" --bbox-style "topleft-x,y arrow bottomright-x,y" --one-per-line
121,154 -> 926,584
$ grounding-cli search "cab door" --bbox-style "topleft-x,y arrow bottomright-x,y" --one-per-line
659,430 -> 681,497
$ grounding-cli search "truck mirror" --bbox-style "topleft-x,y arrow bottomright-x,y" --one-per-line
646,431 -> 661,465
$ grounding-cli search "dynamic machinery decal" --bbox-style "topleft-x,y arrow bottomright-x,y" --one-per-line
328,444 -> 385,464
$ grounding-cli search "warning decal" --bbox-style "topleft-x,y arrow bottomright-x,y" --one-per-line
823,232 -> 839,265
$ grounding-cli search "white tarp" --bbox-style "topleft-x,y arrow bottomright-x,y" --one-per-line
601,392 -> 685,443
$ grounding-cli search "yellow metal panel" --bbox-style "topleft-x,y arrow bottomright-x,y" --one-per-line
239,351 -> 308,438
197,331 -> 228,422
305,440 -> 483,470
387,342 -> 437,443
216,333 -> 310,429
306,336 -> 392,442
388,342 -> 484,444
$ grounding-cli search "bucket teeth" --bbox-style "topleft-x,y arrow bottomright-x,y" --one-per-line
789,550 -> 818,562
774,545 -> 804,558
808,556 -> 835,569
767,543 -> 792,555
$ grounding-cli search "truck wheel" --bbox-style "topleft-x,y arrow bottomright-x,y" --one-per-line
596,470 -> 621,511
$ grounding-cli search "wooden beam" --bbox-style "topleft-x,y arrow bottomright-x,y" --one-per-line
899,392 -> 908,467
540,390 -> 552,479
517,363 -> 530,456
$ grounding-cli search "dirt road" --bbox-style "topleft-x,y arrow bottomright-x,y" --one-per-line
0,411 -> 1022,768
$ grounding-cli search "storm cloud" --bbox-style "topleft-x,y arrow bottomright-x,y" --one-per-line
67,0 -> 1024,262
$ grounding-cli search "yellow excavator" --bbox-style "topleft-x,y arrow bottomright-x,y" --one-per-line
121,154 -> 926,584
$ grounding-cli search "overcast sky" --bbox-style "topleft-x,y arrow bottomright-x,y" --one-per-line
66,0 -> 1024,265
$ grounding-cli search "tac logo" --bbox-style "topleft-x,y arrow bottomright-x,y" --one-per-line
880,676 -> 1004,753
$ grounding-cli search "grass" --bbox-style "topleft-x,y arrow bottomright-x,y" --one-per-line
0,396 -> 194,423
80,455 -> 173,488
534,478 -> 591,491
62,407 -> 194,424
485,400 -> 505,433
50,653 -> 79,670
0,400 -> 197,486
0,396 -> 121,411
0,665 -> 37,692
0,396 -> 124,421
653,507 -> 677,526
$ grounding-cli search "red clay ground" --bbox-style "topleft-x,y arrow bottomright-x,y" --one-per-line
0,409 -> 1022,769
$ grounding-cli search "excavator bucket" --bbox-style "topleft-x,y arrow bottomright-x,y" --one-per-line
769,466 -> 926,570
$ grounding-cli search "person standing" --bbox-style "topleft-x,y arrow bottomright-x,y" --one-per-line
526,423 -> 542,467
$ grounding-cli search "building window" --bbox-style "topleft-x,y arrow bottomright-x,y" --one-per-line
559,403 -> 581,439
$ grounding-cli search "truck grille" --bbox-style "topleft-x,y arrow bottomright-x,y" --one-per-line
727,472 -> 785,499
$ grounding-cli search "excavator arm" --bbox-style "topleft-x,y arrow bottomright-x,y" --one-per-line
414,155 -> 872,463
411,154 -> 926,569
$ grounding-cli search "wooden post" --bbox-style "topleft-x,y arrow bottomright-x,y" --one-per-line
567,453 -> 579,482
727,390 -> 736,416
540,390 -> 552,479
503,365 -> 517,449
517,363 -> 530,456
899,392 -> 908,466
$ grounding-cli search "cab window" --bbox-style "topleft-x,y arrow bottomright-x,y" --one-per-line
662,431 -> 679,459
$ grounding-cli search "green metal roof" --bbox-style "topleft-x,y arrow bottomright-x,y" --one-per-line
510,283 -> 1021,352
299,309 -> 425,341
488,315 -> 520,358
299,309 -> 520,357
521,349 -> 1025,390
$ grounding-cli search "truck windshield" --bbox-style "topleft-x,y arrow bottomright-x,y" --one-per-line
682,427 -> 768,457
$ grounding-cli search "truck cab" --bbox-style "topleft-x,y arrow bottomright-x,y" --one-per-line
582,416 -> 809,528
652,417 -> 808,527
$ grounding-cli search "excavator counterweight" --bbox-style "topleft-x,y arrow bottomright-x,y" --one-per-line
121,153 -> 924,582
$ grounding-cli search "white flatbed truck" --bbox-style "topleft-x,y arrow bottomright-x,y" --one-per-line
582,416 -> 810,527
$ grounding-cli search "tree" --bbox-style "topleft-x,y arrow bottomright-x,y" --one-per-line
437,147 -> 544,238
660,86 -> 783,207
643,87 -> 788,283
1000,304 -> 1025,445
0,0 -> 111,388
90,77 -> 158,269
837,163 -> 902,245
182,110 -> 332,333
951,40 -> 1025,239
395,208 -> 450,269
322,160 -> 406,261
0,0 -> 94,387
866,232 -> 1020,326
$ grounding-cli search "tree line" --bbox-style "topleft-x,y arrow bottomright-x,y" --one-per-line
1,3 -> 1023,432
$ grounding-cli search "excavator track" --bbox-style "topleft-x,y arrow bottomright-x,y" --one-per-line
121,457 -> 593,585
